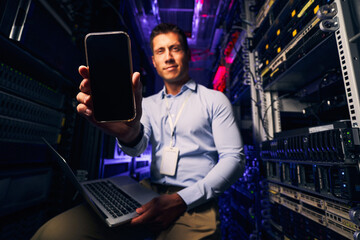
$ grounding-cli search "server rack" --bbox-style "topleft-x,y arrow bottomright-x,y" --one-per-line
0,33 -> 76,240
0,1 -> 108,239
244,0 -> 360,239
213,0 -> 360,238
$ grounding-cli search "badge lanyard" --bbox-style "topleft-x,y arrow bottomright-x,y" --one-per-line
164,91 -> 192,147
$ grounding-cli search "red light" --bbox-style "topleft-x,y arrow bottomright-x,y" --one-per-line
224,56 -> 233,64
224,31 -> 240,57
213,66 -> 226,92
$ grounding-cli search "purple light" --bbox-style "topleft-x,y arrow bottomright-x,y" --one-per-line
191,0 -> 204,42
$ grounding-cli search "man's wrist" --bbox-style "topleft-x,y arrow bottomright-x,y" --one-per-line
118,124 -> 144,147
174,193 -> 187,209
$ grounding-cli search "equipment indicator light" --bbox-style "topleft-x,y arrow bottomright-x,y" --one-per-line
291,10 -> 296,17
292,29 -> 297,37
277,47 -> 281,53
314,5 -> 320,14
265,44 -> 269,50
277,29 -> 280,36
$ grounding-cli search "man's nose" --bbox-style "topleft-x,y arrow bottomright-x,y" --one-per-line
165,49 -> 174,61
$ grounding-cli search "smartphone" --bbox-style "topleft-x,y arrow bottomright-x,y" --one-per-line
84,31 -> 136,122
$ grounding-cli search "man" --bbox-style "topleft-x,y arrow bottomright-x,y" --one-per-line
32,23 -> 244,240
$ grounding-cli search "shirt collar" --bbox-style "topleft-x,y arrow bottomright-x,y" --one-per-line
160,79 -> 197,99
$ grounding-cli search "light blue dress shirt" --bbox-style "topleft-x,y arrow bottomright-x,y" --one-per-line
119,79 -> 244,210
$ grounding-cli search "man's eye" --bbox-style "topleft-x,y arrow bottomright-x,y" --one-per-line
156,49 -> 164,54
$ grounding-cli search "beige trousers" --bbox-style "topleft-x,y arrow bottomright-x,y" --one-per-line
31,180 -> 221,240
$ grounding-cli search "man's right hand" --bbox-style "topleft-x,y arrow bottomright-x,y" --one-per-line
76,65 -> 143,144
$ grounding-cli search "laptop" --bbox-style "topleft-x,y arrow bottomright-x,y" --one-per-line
42,138 -> 159,227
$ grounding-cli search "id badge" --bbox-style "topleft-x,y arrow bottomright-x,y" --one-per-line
160,146 -> 179,176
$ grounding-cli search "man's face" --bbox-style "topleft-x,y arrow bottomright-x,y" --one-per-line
151,32 -> 190,84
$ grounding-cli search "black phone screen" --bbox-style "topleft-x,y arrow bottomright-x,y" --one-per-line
85,32 -> 135,122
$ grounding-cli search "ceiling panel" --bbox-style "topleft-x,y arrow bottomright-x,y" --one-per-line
157,0 -> 194,35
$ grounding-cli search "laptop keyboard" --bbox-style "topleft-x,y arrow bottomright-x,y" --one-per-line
84,181 -> 142,218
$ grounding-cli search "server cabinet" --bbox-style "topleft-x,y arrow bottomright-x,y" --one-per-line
249,0 -> 360,239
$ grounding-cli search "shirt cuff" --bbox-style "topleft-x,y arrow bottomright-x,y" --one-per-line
177,182 -> 209,210
116,124 -> 147,157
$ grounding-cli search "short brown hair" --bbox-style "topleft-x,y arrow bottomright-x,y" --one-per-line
150,23 -> 189,54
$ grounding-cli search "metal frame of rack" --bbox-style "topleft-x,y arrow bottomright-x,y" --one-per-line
334,0 -> 360,128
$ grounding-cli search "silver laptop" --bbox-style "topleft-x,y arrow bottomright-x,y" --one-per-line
43,138 -> 158,227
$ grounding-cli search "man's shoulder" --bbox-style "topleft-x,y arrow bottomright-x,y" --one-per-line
196,84 -> 229,102
143,90 -> 162,105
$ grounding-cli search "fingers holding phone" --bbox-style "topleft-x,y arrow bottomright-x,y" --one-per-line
76,66 -> 142,119
76,65 -> 143,144
79,65 -> 90,80
76,66 -> 92,117
131,71 -> 143,122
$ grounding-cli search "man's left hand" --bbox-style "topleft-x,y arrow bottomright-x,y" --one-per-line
130,193 -> 187,232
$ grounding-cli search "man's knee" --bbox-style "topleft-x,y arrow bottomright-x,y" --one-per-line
31,204 -> 99,240
31,214 -> 73,240
156,200 -> 221,240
